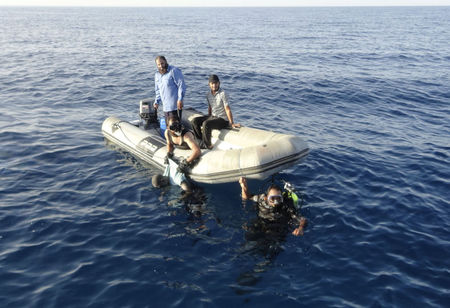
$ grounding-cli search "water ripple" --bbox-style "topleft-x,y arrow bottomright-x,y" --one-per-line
1,6 -> 450,308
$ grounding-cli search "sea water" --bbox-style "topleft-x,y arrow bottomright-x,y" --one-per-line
0,6 -> 449,307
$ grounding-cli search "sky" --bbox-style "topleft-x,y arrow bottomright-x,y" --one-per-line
1,0 -> 449,6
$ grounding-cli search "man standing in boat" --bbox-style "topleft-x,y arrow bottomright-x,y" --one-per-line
165,116 -> 201,174
191,74 -> 240,149
153,55 -> 186,123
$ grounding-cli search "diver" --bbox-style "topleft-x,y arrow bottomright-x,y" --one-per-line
164,116 -> 201,174
239,177 -> 307,236
234,177 -> 306,288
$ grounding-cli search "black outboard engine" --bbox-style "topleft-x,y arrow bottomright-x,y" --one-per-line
139,98 -> 157,129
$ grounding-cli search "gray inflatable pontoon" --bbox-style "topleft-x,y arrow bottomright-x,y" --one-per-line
102,106 -> 309,184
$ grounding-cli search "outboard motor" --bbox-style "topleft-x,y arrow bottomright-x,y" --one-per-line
139,98 -> 157,129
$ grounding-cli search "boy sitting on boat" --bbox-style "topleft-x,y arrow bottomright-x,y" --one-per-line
191,74 -> 240,149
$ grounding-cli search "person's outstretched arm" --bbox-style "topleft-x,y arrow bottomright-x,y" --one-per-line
239,177 -> 253,200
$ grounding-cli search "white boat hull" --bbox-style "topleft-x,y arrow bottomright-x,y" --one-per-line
102,109 -> 309,184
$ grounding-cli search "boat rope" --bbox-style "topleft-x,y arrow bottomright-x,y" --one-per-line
113,121 -> 136,146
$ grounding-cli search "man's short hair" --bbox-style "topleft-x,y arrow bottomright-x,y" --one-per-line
266,184 -> 282,196
155,55 -> 167,63
208,74 -> 220,83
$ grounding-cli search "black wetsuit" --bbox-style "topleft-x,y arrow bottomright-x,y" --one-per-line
251,194 -> 300,224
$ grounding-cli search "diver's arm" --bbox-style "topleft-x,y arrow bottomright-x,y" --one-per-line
292,217 -> 307,236
239,177 -> 253,200
287,202 -> 307,236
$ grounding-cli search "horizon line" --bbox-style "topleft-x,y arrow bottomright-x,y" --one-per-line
1,4 -> 449,7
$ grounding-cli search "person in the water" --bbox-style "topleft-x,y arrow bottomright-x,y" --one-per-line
152,169 -> 206,216
239,177 -> 306,236
152,173 -> 193,192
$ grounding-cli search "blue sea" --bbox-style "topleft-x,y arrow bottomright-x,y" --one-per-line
1,6 -> 449,307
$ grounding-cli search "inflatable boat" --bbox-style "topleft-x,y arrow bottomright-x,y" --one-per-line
102,99 -> 309,184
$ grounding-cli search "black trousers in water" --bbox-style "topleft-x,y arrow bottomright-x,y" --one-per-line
191,116 -> 229,148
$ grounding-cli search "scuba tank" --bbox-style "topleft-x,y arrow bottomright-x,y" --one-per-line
282,181 -> 302,209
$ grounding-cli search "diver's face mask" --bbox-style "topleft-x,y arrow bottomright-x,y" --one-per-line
267,194 -> 283,206
169,122 -> 182,136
